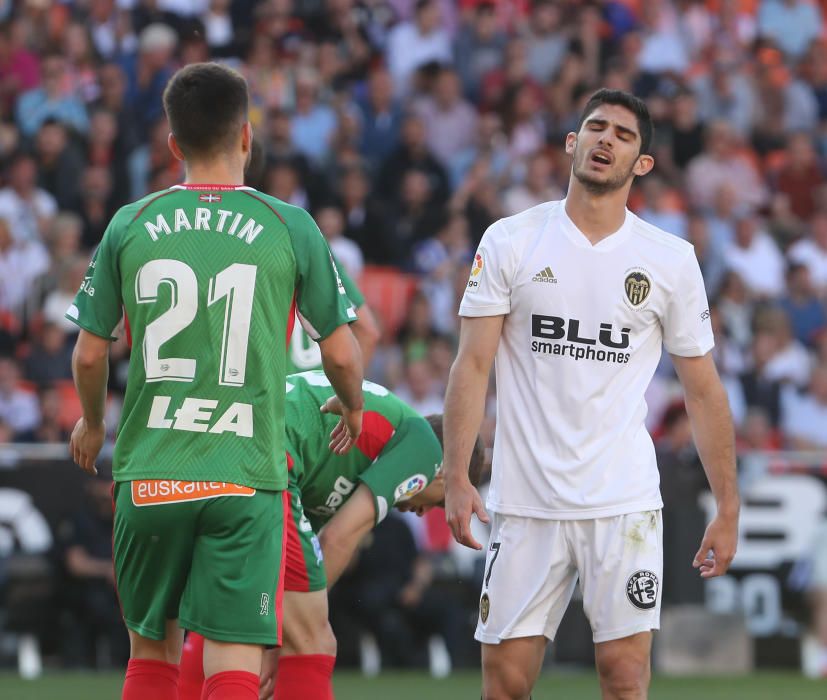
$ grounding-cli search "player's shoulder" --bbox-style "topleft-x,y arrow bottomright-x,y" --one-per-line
628,212 -> 695,265
485,200 -> 561,249
499,200 -> 561,236
243,191 -> 313,230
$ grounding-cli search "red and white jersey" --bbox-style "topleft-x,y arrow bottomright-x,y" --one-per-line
460,200 -> 714,519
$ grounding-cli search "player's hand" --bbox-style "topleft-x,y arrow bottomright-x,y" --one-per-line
258,648 -> 278,700
326,407 -> 362,455
445,474 -> 489,550
69,418 -> 105,476
320,396 -> 343,416
692,509 -> 738,578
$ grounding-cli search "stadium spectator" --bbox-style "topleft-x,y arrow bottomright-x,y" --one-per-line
0,356 -> 40,439
779,263 -> 827,348
376,111 -> 450,209
396,358 -> 444,417
0,215 -> 49,318
453,0 -> 507,101
15,52 -> 89,137
23,322 -> 73,389
502,149 -> 562,217
120,23 -> 178,140
413,66 -> 477,169
772,132 -> 825,224
781,363 -> 827,449
692,60 -> 756,138
788,212 -> 827,294
34,119 -> 84,212
687,213 -> 727,300
59,471 -> 129,667
637,174 -> 688,239
723,214 -> 786,299
0,150 -> 57,245
757,0 -> 822,61
685,121 -> 767,213
755,306 -> 813,387
357,66 -> 403,172
386,0 -> 452,97
0,21 -> 40,118
737,331 -> 785,427
290,67 -> 338,165
316,203 -> 363,280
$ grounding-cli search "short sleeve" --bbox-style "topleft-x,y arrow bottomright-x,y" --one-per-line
334,252 -> 365,308
290,209 -> 356,340
359,416 -> 442,525
662,251 -> 715,357
458,220 -> 513,317
65,217 -> 123,340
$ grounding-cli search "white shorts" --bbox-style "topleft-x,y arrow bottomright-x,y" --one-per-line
475,510 -> 662,645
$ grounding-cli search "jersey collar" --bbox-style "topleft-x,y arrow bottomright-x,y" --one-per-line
170,184 -> 254,191
557,199 -> 633,252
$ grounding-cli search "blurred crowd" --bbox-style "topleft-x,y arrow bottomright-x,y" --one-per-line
1,0 -> 827,673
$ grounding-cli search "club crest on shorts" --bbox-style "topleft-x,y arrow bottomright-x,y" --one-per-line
480,593 -> 490,623
624,269 -> 652,307
626,570 -> 658,610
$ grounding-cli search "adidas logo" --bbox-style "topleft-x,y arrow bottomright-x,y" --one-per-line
532,266 -> 557,283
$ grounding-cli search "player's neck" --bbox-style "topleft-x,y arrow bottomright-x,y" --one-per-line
183,160 -> 246,187
564,182 -> 630,245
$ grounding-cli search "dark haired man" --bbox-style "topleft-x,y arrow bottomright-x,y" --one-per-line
177,370 -> 486,700
444,89 -> 740,699
66,62 -> 364,700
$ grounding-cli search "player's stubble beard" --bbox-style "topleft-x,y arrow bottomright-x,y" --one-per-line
572,145 -> 637,195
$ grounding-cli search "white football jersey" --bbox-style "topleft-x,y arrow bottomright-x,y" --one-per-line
460,200 -> 714,519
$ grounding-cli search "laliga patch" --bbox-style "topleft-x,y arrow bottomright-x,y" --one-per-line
626,570 -> 659,610
466,252 -> 484,292
393,474 -> 428,503
480,593 -> 490,623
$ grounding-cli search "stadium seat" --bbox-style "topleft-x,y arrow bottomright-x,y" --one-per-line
357,266 -> 419,341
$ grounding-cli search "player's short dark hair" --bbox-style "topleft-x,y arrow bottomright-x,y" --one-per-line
577,88 -> 654,156
162,62 -> 249,160
426,414 -> 486,488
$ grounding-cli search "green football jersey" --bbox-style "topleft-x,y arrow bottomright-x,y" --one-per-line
67,185 -> 355,490
286,255 -> 365,373
285,371 -> 442,531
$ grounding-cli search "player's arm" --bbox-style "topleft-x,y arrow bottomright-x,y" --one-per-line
317,484 -> 375,587
443,314 -> 502,550
70,329 -> 110,475
65,218 -> 123,476
350,301 -> 380,367
335,254 -> 380,367
291,208 -> 365,452
672,352 -> 740,578
318,325 -> 364,454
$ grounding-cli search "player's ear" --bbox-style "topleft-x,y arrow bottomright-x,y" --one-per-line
242,122 -> 253,154
565,132 -> 577,155
167,133 -> 185,162
633,153 -> 654,177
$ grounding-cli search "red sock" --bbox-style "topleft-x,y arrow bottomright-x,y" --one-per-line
178,632 -> 206,700
274,654 -> 336,700
202,670 -> 259,700
122,658 -> 180,700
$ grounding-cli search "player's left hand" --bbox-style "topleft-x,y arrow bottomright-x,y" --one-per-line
692,510 -> 738,578
320,396 -> 343,416
69,418 -> 106,476
258,648 -> 278,700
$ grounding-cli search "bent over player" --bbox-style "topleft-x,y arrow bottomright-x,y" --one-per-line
67,64 -> 364,700
178,370 -> 486,700
444,89 -> 740,700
